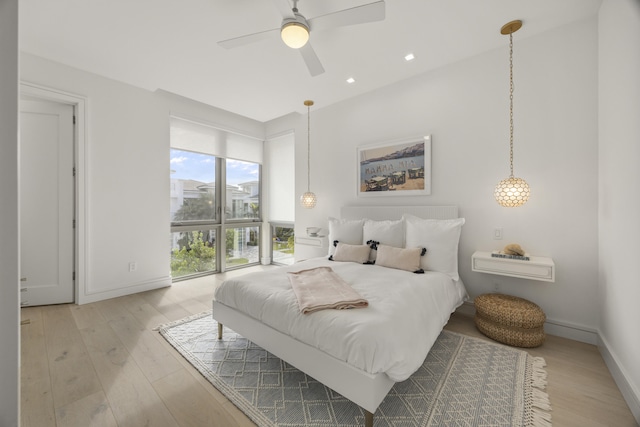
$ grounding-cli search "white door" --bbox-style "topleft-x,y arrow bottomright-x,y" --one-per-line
20,99 -> 75,306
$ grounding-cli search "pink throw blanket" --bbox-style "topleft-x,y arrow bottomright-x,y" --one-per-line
288,266 -> 369,314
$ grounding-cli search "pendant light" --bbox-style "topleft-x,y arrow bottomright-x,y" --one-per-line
300,100 -> 317,208
494,20 -> 531,208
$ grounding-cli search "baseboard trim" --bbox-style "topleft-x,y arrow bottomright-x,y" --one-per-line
543,319 -> 598,345
457,301 -> 599,344
598,334 -> 640,424
78,275 -> 171,304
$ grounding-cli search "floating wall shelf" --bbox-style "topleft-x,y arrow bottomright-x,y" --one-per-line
471,251 -> 555,282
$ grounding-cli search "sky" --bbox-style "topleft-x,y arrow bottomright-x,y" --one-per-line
169,149 -> 259,186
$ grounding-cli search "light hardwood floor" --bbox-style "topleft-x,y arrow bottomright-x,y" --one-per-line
21,266 -> 638,427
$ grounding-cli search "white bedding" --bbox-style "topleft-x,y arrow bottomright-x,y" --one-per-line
214,257 -> 468,382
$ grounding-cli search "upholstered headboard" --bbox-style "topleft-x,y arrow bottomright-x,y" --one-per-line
340,205 -> 458,221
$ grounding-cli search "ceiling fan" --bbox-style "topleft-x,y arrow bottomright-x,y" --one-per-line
218,0 -> 385,76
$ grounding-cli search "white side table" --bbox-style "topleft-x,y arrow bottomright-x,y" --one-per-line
471,251 -> 555,282
294,235 -> 327,248
294,235 -> 328,261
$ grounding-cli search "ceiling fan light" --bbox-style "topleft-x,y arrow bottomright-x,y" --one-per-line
281,21 -> 309,49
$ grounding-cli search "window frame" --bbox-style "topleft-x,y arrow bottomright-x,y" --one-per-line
170,129 -> 263,280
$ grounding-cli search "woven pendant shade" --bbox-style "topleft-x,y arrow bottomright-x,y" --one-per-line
300,191 -> 317,208
495,177 -> 530,207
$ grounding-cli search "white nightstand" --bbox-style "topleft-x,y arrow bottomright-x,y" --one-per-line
294,235 -> 328,248
294,235 -> 328,261
471,251 -> 555,282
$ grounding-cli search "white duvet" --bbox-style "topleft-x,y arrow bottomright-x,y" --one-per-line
213,257 -> 468,382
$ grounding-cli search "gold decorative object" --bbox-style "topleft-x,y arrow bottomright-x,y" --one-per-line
503,243 -> 525,256
495,20 -> 531,208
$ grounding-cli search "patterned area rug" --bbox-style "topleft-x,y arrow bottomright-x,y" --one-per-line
157,311 -> 551,427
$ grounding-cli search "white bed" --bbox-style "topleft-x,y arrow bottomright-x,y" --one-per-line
212,206 -> 467,426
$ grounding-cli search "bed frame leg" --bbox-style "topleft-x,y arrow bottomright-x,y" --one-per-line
217,323 -> 223,339
364,410 -> 373,427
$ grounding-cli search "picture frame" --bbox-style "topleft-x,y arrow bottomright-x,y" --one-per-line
357,135 -> 431,197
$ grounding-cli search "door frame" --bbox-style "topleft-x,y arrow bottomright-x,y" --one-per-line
20,82 -> 88,304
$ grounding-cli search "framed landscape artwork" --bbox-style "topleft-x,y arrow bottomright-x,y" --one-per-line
357,135 -> 431,197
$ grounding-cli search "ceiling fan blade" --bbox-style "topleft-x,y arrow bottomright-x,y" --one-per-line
271,0 -> 295,19
308,1 -> 385,32
299,43 -> 325,76
218,27 -> 279,49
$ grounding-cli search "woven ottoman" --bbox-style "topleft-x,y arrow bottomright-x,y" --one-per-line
474,293 -> 546,348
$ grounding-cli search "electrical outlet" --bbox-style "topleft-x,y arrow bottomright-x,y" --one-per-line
494,282 -> 500,293
493,227 -> 503,240
129,262 -> 137,272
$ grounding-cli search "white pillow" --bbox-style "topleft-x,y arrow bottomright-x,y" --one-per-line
327,217 -> 364,256
375,244 -> 423,272
403,214 -> 465,280
362,219 -> 404,261
332,242 -> 371,264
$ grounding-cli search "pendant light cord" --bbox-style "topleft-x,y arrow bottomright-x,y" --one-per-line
509,32 -> 515,178
307,102 -> 311,192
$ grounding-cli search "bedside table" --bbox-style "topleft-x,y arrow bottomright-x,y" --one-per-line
294,235 -> 328,248
471,251 -> 555,282
294,235 -> 328,261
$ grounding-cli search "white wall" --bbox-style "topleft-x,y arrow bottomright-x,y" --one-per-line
270,18 -> 600,341
19,52 -> 265,304
0,1 -> 20,424
598,0 -> 640,420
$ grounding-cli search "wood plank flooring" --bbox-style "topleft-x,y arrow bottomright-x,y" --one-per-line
20,266 -> 638,426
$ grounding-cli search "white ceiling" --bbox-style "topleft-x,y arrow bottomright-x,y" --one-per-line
19,0 -> 602,122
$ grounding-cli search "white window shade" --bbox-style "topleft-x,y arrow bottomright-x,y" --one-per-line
266,132 -> 295,222
170,117 -> 263,164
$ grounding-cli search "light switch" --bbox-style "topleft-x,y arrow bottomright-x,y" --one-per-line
493,227 -> 503,240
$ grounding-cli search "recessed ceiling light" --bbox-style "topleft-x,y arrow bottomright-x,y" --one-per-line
405,53 -> 415,61
346,77 -> 356,84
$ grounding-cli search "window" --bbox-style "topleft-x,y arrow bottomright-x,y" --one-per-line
226,159 -> 261,221
265,132 -> 295,264
170,229 -> 217,279
225,226 -> 260,267
170,117 -> 263,280
170,149 -> 218,279
170,149 -> 217,224
224,159 -> 262,269
271,223 -> 295,265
